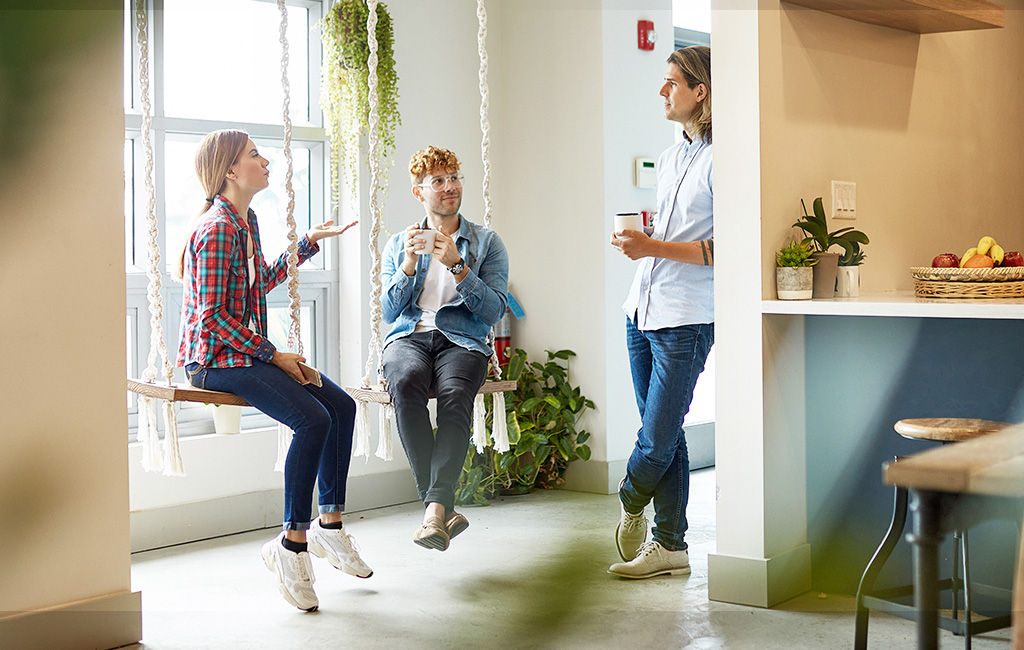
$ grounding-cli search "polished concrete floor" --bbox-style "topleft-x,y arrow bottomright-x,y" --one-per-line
128,469 -> 1013,649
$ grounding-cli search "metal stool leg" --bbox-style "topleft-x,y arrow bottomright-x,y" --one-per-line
855,482 -> 909,650
962,530 -> 972,650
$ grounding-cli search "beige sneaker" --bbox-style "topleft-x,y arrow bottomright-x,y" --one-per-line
413,515 -> 450,551
615,479 -> 648,561
608,541 -> 691,579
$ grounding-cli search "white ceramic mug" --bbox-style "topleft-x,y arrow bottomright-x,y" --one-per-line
415,228 -> 436,255
614,213 -> 643,235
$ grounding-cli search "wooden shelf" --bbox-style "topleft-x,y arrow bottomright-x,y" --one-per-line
782,0 -> 1004,34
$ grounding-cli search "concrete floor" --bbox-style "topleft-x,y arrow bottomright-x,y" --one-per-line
128,469 -> 1013,649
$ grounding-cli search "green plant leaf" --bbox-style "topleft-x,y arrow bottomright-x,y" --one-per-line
543,396 -> 560,408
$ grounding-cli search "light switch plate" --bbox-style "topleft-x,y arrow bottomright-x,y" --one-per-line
832,180 -> 856,220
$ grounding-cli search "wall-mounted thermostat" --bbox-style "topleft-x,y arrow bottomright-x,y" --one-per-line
633,157 -> 656,188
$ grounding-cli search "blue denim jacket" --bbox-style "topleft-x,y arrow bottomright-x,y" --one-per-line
381,215 -> 509,356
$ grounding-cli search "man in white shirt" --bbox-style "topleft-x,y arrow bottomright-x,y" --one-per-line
380,146 -> 509,551
608,46 -> 715,579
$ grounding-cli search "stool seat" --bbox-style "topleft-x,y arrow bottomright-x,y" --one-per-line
894,418 -> 1012,443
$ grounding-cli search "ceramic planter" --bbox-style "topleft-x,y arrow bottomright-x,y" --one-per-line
776,266 -> 813,300
810,252 -> 840,298
211,404 -> 242,435
836,266 -> 860,297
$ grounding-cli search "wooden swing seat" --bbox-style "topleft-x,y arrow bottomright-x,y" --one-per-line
127,378 -> 251,407
128,378 -> 516,407
346,380 -> 516,404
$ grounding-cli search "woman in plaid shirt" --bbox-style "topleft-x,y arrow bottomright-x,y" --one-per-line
177,130 -> 368,612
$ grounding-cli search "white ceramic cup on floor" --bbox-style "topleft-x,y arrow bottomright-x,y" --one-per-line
416,228 -> 436,255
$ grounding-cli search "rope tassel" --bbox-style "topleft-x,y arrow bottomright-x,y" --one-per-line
354,399 -> 372,459
375,403 -> 394,461
274,423 -> 294,473
138,396 -> 163,473
491,391 -> 510,453
472,393 -> 487,453
161,401 -> 185,476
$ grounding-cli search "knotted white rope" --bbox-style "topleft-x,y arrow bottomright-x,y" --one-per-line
476,0 -> 509,454
353,0 -> 395,461
135,0 -> 184,476
274,0 -> 302,472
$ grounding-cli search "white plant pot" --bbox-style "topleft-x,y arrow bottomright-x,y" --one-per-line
776,266 -> 813,300
836,266 -> 860,297
211,404 -> 242,435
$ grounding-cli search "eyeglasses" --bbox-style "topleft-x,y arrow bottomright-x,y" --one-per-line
416,173 -> 464,192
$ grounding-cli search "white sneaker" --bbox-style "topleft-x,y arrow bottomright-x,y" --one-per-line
261,532 -> 319,611
616,478 -> 648,561
608,541 -> 691,579
307,519 -> 373,578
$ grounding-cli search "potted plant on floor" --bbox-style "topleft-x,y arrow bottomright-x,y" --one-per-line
456,348 -> 595,506
775,240 -> 816,300
793,197 -> 869,298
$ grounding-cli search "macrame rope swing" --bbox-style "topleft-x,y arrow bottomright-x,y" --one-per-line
127,0 -> 303,475
128,0 -> 515,475
345,0 -> 513,461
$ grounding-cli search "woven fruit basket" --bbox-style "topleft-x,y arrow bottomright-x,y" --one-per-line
911,267 -> 1024,299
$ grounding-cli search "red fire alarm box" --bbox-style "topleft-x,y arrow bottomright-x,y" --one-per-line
637,20 -> 656,51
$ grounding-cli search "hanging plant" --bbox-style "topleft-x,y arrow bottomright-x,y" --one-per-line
320,0 -> 401,216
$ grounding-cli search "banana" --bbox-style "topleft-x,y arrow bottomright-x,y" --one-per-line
977,236 -> 997,255
990,243 -> 1005,266
960,247 -> 977,267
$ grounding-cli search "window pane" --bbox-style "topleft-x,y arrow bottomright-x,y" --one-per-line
125,139 -> 135,270
163,0 -> 309,124
267,304 -> 312,357
164,137 -> 312,273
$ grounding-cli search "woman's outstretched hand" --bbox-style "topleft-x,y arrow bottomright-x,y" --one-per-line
307,219 -> 358,244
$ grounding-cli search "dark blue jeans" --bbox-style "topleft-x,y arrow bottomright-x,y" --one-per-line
620,318 -> 714,552
185,360 -> 356,531
382,331 -> 489,510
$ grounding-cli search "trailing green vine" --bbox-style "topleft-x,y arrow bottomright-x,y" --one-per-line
320,0 -> 400,217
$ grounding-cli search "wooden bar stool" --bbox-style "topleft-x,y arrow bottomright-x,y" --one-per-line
854,418 -> 1015,650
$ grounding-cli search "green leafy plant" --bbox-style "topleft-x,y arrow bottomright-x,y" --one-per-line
320,0 -> 400,215
776,240 -> 817,268
456,349 -> 595,506
793,197 -> 869,265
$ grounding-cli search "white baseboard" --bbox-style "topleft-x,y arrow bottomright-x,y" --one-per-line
0,591 -> 142,650
707,543 -> 812,607
131,468 -> 419,552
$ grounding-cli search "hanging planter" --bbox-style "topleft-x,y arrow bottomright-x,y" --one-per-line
320,0 -> 401,216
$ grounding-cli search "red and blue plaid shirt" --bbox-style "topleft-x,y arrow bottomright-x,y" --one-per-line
177,196 -> 319,369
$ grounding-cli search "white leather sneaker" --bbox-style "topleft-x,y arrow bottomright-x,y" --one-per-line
308,519 -> 373,578
608,541 -> 691,579
261,532 -> 319,611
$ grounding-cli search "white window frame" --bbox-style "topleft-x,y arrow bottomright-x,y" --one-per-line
124,0 -> 337,437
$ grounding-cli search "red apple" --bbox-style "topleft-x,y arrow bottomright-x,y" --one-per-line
1002,251 -> 1024,267
932,253 -> 960,268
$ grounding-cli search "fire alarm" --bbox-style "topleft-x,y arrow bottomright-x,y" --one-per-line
638,20 -> 656,51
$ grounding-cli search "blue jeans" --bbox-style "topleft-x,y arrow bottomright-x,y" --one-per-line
185,360 -> 356,531
382,331 -> 489,510
621,318 -> 714,552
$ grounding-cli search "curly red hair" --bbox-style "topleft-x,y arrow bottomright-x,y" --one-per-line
409,146 -> 461,184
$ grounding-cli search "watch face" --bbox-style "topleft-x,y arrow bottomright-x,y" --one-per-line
449,261 -> 465,274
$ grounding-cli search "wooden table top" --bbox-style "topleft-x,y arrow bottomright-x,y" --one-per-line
884,423 -> 1024,498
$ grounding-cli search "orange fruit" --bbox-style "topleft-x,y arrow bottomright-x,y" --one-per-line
963,254 -> 995,269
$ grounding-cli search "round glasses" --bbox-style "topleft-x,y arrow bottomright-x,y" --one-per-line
417,173 -> 464,192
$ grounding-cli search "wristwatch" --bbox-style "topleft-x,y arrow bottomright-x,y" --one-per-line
447,259 -> 466,275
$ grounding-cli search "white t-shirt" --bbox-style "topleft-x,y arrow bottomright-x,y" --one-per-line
414,251 -> 459,332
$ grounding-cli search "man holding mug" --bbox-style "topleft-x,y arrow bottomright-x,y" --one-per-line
380,146 -> 510,551
608,46 -> 715,579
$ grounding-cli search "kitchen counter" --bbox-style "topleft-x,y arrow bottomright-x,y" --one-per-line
763,291 -> 1024,319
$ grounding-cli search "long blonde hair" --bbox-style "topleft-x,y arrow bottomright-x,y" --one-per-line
174,130 -> 250,281
668,46 -> 712,143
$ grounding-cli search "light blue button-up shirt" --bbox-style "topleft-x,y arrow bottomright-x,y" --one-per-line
381,215 -> 509,356
622,136 -> 714,330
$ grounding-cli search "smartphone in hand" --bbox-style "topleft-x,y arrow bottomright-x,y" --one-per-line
297,361 -> 322,387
